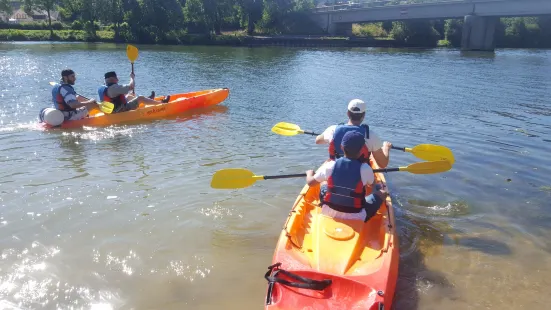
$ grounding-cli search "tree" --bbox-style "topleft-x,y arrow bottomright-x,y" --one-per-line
391,20 -> 440,47
23,0 -> 32,15
26,0 -> 58,38
237,0 -> 263,34
382,20 -> 393,34
103,0 -> 125,40
0,0 -> 13,18
185,0 -> 232,34
444,19 -> 463,47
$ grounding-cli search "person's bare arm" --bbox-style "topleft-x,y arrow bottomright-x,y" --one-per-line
106,84 -> 132,98
371,142 -> 392,168
315,134 -> 326,144
306,170 -> 320,187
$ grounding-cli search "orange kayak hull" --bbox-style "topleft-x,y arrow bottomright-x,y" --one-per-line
45,88 -> 229,129
265,160 -> 399,310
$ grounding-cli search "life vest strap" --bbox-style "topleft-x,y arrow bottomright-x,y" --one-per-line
328,187 -> 365,198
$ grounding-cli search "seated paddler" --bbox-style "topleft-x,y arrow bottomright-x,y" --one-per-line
306,131 -> 389,222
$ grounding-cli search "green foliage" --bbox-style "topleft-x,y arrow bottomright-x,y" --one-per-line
0,0 -> 12,16
444,19 -> 463,47
352,23 -> 388,38
71,20 -> 83,30
256,0 -> 316,34
494,16 -> 551,48
23,0 -> 60,37
0,29 -> 114,41
390,20 -> 440,47
0,21 -> 65,30
437,39 -> 451,47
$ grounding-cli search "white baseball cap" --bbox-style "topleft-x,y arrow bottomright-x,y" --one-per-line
347,99 -> 366,114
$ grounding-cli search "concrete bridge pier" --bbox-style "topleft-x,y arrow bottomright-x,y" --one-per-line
461,15 -> 498,51
310,14 -> 353,36
328,22 -> 353,36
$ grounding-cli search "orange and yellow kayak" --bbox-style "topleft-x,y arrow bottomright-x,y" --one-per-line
45,88 -> 229,129
265,159 -> 399,310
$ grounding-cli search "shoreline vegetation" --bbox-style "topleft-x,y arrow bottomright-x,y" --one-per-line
0,0 -> 550,49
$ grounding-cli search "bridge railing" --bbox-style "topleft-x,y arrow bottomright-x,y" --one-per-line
312,0 -> 503,13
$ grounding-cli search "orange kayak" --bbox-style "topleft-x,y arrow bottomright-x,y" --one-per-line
265,159 -> 399,310
44,88 -> 229,129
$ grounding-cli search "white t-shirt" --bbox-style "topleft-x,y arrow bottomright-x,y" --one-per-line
314,160 -> 375,186
321,125 -> 383,152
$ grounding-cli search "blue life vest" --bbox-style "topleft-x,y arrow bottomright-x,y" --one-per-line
322,157 -> 366,213
98,84 -> 127,111
329,123 -> 370,160
51,83 -> 76,111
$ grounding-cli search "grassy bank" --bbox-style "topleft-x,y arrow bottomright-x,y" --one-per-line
0,29 -> 115,42
0,29 -> 251,45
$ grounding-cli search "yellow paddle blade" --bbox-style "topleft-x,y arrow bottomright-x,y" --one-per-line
49,81 -> 56,86
407,144 -> 455,165
400,160 -> 452,174
127,45 -> 139,63
99,101 -> 114,114
211,168 -> 264,189
271,122 -> 304,136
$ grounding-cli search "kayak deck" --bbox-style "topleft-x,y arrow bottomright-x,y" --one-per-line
55,88 -> 229,129
266,160 -> 399,310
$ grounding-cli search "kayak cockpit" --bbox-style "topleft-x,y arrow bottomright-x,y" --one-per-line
283,180 -> 390,276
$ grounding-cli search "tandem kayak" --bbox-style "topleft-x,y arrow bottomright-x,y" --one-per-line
265,159 -> 399,310
41,88 -> 229,129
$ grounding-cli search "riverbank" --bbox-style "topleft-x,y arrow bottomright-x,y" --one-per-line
0,29 -> 416,48
2,28 -> 548,49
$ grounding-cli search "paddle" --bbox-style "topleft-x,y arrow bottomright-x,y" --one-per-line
126,44 -> 139,95
271,122 -> 455,164
211,160 -> 452,189
49,81 -> 114,114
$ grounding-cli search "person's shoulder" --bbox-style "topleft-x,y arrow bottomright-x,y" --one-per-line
59,84 -> 74,94
365,127 -> 381,140
320,160 -> 335,171
360,162 -> 373,168
324,125 -> 337,134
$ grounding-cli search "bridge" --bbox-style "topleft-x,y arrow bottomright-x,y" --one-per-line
309,0 -> 551,51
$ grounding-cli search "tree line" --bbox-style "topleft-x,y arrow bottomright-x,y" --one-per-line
1,0 -> 550,48
0,0 -> 319,42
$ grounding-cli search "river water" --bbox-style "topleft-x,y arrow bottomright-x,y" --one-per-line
0,42 -> 550,310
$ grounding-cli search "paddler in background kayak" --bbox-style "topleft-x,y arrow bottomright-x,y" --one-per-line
42,69 -> 100,124
306,131 -> 389,221
99,71 -> 170,113
315,99 -> 392,168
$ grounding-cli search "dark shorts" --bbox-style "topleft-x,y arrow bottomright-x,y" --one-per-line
319,183 -> 385,221
114,99 -> 139,113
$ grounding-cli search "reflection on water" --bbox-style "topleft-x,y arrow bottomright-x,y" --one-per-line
0,42 -> 551,309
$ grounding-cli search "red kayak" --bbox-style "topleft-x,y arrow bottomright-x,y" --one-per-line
264,159 -> 399,310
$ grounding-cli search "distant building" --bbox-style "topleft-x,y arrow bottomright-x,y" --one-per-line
0,1 -> 59,23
